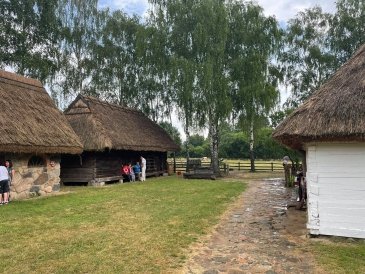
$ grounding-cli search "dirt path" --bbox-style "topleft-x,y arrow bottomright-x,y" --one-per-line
181,173 -> 320,274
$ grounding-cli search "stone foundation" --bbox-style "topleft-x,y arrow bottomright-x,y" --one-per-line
8,154 -> 61,200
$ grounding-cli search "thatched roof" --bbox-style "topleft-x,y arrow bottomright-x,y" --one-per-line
272,44 -> 365,150
64,95 -> 180,152
0,70 -> 83,154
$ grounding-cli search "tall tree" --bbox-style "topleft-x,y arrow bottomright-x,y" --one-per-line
148,0 -> 197,164
192,0 -> 231,174
281,6 -> 335,106
50,0 -> 101,108
158,121 -> 182,147
0,0 -> 59,80
227,1 -> 281,171
89,10 -> 140,106
150,0 -> 232,173
135,20 -> 173,122
329,0 -> 365,66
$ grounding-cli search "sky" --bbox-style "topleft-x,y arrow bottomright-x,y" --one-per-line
98,0 -> 337,23
97,0 -> 337,138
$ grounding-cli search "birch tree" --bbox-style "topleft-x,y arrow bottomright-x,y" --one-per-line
89,10 -> 140,106
51,0 -> 100,106
148,0 -> 232,173
147,0 -> 196,162
227,1 -> 281,171
0,0 -> 59,80
281,6 -> 335,106
329,0 -> 365,66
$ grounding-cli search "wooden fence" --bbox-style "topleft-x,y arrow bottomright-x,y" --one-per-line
227,162 -> 283,172
167,159 -> 283,173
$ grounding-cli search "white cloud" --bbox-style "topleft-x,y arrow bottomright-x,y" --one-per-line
99,0 -> 149,16
99,0 -> 337,23
255,0 -> 336,23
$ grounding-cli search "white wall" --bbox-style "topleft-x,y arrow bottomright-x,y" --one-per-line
306,143 -> 365,238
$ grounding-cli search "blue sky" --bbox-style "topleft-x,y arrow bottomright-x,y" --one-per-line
98,0 -> 149,16
98,0 -> 336,23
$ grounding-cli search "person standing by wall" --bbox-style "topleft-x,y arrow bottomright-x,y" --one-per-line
129,163 -> 135,182
121,163 -> 131,182
140,156 -> 146,181
0,161 -> 10,204
5,160 -> 14,202
133,162 -> 141,181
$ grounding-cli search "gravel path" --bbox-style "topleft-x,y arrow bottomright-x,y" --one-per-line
182,175 -> 320,274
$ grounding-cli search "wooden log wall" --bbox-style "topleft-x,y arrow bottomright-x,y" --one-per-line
61,150 -> 168,184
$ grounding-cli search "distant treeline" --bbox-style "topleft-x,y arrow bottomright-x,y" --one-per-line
166,126 -> 299,161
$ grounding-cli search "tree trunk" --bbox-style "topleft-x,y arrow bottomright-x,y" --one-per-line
209,121 -> 220,175
249,115 -> 255,172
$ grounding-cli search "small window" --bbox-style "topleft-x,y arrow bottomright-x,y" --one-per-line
28,156 -> 46,167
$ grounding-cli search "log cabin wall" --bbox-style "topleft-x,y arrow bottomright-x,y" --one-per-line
60,153 -> 95,184
94,150 -> 168,178
61,150 -> 168,185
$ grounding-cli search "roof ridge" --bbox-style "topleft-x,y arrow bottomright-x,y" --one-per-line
83,95 -> 144,114
0,70 -> 43,88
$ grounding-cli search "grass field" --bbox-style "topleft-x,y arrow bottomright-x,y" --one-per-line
0,176 -> 245,273
312,239 -> 365,274
1,173 -> 364,273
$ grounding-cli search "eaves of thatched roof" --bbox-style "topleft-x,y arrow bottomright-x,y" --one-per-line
64,95 -> 180,152
0,70 -> 83,154
272,44 -> 365,150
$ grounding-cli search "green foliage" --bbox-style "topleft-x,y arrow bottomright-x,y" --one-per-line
180,134 -> 210,158
255,127 -> 299,160
270,108 -> 294,128
279,1 -> 365,108
182,128 -> 298,160
329,0 -> 365,66
189,134 -> 205,147
53,0 -> 100,98
189,145 -> 208,158
0,0 -> 59,80
226,1 -> 282,170
135,18 -> 172,121
227,1 -> 282,116
219,131 -> 249,159
281,6 -> 336,106
4,0 -> 365,163
148,0 -> 233,172
158,121 -> 182,147
89,10 -> 141,107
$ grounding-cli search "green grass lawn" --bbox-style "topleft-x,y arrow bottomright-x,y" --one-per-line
2,173 -> 364,273
0,176 -> 245,273
312,239 -> 365,274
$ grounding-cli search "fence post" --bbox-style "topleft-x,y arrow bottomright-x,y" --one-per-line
173,153 -> 176,173
271,162 -> 273,172
238,162 -> 240,171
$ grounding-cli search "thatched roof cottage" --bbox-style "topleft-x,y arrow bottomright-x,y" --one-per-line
273,44 -> 365,238
61,95 -> 179,185
0,70 -> 83,199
